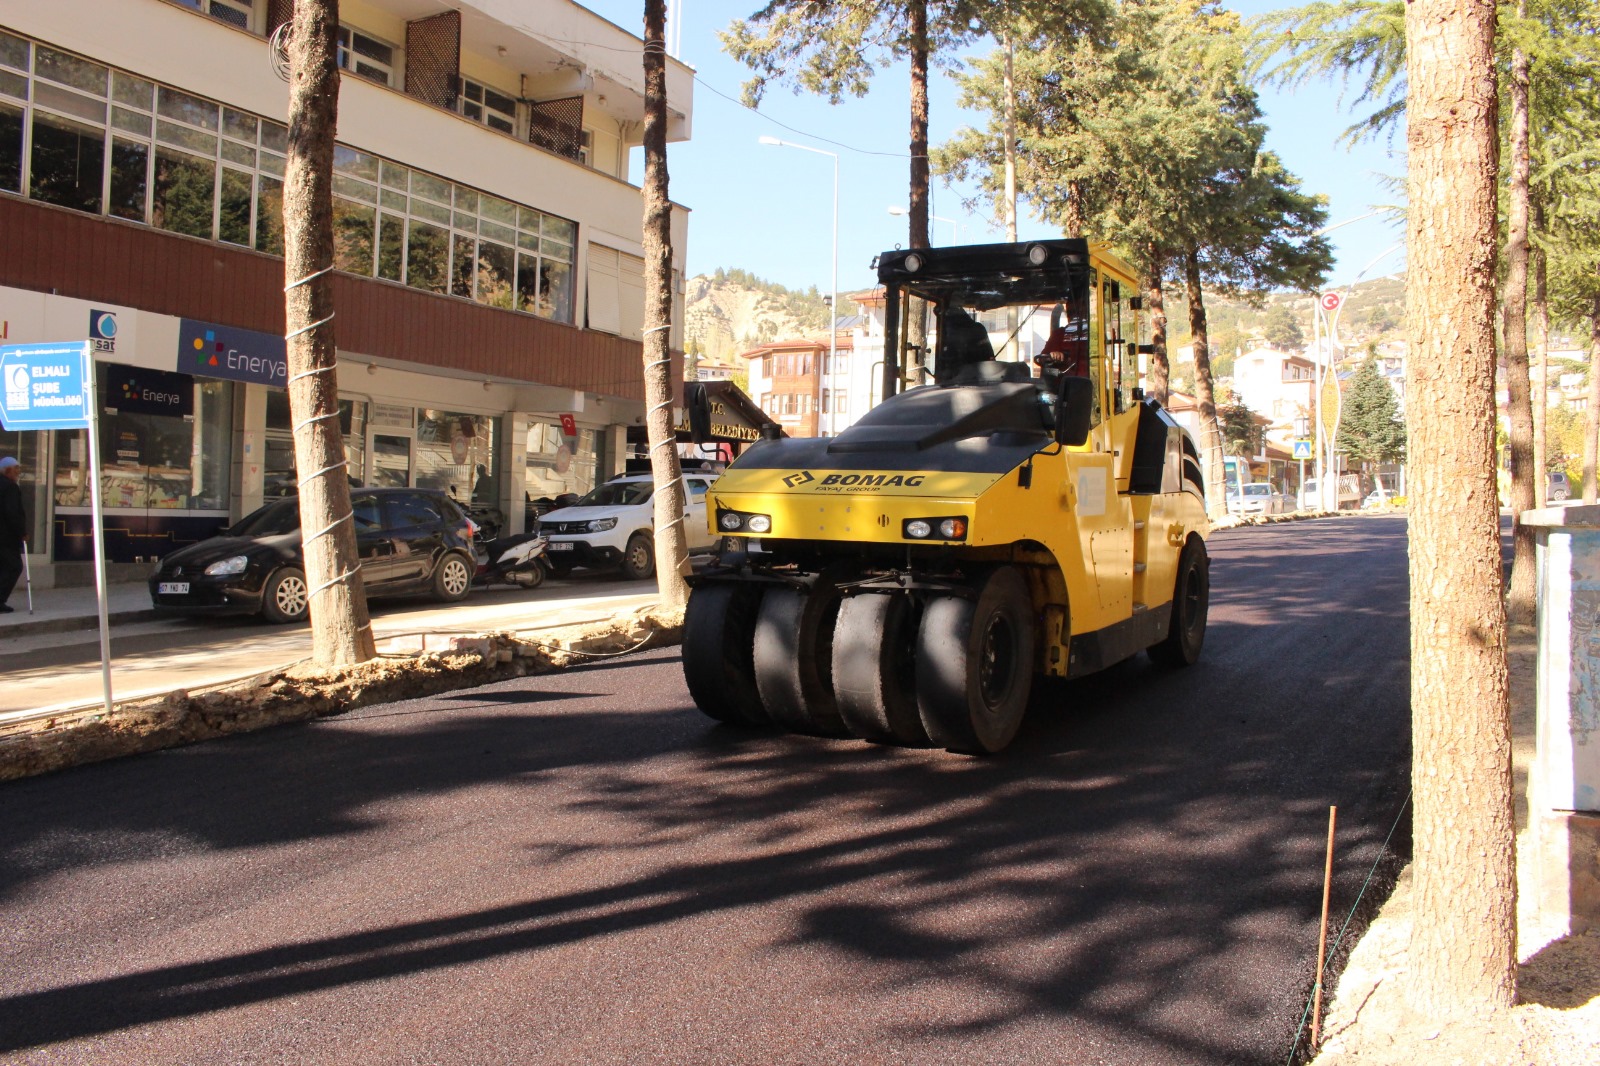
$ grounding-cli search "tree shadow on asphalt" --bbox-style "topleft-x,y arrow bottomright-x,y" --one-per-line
0,521 -> 1414,1064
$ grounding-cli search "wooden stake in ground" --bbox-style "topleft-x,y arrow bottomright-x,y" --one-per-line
1312,805 -> 1337,1050
641,0 -> 689,608
282,0 -> 376,665
1403,0 -> 1516,1018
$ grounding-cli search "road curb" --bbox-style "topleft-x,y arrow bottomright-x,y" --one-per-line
0,608 -> 162,638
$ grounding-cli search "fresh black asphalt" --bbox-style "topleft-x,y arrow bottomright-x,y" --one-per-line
0,516 -> 1412,1065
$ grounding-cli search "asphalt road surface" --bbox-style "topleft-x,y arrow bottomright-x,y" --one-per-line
0,516 -> 1412,1065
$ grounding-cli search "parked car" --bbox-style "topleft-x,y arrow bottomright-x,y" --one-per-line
1548,470 -> 1572,502
149,488 -> 477,623
538,472 -> 719,579
1363,486 -> 1400,508
1228,482 -> 1285,517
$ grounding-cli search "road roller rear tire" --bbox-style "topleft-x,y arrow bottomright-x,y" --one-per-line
915,567 -> 1035,754
832,593 -> 929,746
683,582 -> 768,725
1148,538 -> 1209,669
752,571 -> 849,736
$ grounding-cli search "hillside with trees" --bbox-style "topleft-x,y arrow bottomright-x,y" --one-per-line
684,269 -> 833,365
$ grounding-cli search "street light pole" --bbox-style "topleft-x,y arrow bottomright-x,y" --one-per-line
759,136 -> 839,435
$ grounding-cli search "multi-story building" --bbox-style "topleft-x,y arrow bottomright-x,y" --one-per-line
740,332 -> 854,438
1231,345 -> 1317,433
0,0 -> 694,584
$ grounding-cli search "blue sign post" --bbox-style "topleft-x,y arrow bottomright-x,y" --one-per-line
0,342 -> 91,429
0,341 -> 115,717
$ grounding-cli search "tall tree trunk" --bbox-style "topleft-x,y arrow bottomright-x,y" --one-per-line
283,0 -> 375,666
1502,10 -> 1535,624
642,0 -> 689,607
1403,0 -> 1515,1017
1585,292 -> 1600,505
1061,180 -> 1085,239
1184,252 -> 1225,519
1002,34 -> 1018,362
901,0 -> 931,385
1145,244 -> 1170,406
907,0 -> 931,250
1532,194 -> 1549,506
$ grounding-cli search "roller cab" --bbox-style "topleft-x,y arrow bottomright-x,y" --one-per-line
683,239 -> 1210,754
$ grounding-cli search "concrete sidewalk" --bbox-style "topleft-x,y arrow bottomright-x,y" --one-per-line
0,580 -> 157,636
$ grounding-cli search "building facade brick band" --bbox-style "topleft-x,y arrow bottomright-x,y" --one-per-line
0,196 -> 655,397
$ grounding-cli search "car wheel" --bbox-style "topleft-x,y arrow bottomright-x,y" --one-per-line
432,552 -> 474,602
260,567 -> 310,624
620,533 -> 655,580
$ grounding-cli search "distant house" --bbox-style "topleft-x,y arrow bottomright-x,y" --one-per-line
741,330 -> 855,438
1232,346 -> 1317,432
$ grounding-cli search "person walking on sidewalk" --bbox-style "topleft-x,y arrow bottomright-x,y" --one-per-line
0,455 -> 25,614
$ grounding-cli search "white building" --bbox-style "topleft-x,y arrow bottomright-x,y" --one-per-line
0,0 -> 694,583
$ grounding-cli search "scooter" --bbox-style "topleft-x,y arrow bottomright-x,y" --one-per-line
474,530 -> 551,589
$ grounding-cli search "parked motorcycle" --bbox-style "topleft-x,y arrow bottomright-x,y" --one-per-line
474,530 -> 551,589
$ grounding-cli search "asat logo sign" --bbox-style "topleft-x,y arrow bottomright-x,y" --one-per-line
89,309 -> 118,354
5,363 -> 28,411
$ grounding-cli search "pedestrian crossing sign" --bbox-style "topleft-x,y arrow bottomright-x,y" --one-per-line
1292,439 -> 1314,460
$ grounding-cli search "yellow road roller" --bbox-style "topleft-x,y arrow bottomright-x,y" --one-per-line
682,239 -> 1210,753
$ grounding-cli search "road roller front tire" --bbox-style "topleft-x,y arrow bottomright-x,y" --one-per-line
683,582 -> 768,725
915,567 -> 1035,754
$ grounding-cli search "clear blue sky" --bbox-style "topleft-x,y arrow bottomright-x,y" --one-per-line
583,1 -> 1406,297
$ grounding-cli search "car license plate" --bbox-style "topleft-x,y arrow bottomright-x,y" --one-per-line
158,582 -> 190,595
548,541 -> 574,551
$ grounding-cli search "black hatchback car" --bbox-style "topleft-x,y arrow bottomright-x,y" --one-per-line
149,488 -> 477,623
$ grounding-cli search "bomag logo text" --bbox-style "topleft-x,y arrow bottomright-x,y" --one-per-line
818,473 -> 926,489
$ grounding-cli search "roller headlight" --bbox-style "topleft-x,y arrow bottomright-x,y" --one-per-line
903,516 -> 968,542
587,517 -> 617,532
904,252 -> 923,273
717,509 -> 772,534
205,555 -> 250,577
1027,243 -> 1050,266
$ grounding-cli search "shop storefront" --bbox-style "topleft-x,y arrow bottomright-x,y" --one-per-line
0,284 -> 637,583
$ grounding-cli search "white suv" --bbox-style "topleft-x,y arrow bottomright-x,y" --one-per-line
537,473 -> 718,579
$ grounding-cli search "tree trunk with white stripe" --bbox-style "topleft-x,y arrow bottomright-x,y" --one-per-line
642,0 -> 690,607
284,0 -> 375,664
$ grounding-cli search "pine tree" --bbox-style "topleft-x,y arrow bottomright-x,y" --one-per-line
1335,355 -> 1406,483
1263,302 -> 1305,350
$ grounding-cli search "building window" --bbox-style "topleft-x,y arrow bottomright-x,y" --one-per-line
459,79 -> 517,136
337,26 -> 395,87
176,0 -> 254,32
0,29 -> 579,325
